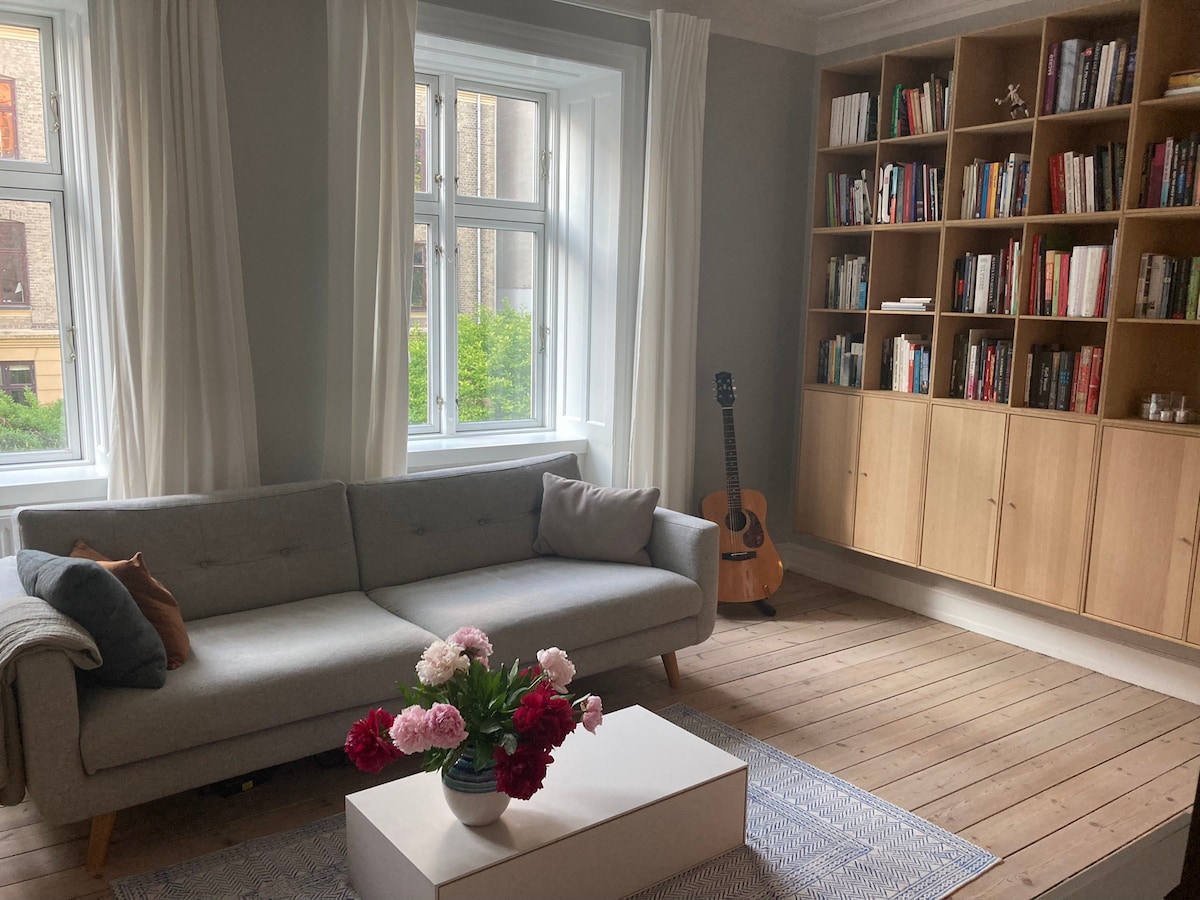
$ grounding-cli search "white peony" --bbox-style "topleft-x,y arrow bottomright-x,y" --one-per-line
537,646 -> 576,691
416,640 -> 469,686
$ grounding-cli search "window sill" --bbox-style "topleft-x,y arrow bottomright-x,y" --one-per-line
407,431 -> 589,472
0,462 -> 108,511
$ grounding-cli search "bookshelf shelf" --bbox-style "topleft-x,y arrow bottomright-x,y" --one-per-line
798,0 -> 1200,644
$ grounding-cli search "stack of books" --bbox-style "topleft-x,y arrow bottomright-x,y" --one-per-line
1048,143 -> 1126,213
960,153 -> 1030,219
1027,233 -> 1115,317
1025,344 -> 1103,414
1165,68 -> 1200,97
1134,253 -> 1200,319
829,92 -> 879,146
951,242 -> 1022,315
1137,134 -> 1200,208
876,161 -> 945,223
881,333 -> 931,393
948,329 -> 1013,403
825,253 -> 869,309
880,297 -> 932,311
825,170 -> 874,226
889,74 -> 952,137
816,333 -> 865,388
1043,35 -> 1136,114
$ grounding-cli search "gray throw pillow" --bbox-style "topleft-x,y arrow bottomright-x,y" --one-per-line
533,472 -> 659,566
16,550 -> 167,689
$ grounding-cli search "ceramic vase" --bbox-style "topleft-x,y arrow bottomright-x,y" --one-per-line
441,748 -> 510,826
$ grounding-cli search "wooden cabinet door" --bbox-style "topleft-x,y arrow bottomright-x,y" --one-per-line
1085,428 -> 1200,639
994,416 -> 1096,608
853,396 -> 928,563
795,389 -> 861,545
919,404 -> 1007,584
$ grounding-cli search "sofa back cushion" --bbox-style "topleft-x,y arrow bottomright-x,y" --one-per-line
347,453 -> 581,591
17,480 -> 360,621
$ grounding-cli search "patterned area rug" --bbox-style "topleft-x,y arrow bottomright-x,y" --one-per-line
111,705 -> 997,900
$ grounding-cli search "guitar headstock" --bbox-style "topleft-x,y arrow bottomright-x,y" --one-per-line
714,372 -> 736,409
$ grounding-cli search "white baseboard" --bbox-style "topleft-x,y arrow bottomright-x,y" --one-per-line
779,540 -> 1200,707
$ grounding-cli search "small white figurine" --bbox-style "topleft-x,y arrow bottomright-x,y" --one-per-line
996,83 -> 1030,119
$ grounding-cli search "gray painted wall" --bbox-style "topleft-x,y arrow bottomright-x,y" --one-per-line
214,0 -> 814,509
693,35 -> 814,525
217,0 -> 329,485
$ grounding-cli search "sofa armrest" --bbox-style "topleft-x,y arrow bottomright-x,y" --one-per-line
14,650 -> 87,819
646,508 -> 719,643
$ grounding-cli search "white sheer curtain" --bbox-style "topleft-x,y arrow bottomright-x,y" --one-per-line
627,11 -> 710,511
92,0 -> 260,499
322,0 -> 416,482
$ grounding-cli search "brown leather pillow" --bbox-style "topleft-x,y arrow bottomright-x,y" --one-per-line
70,540 -> 190,670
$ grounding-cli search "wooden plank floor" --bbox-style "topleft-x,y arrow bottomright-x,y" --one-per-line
1,572 -> 1196,898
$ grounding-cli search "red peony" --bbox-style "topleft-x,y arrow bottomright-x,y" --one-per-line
494,743 -> 554,800
344,707 -> 403,773
512,681 -> 577,748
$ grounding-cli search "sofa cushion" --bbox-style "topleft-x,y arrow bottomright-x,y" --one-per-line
16,550 -> 167,689
77,592 -> 438,773
70,541 -> 190,670
348,453 -> 581,591
533,472 -> 658,566
367,557 -> 704,667
18,480 -> 361,621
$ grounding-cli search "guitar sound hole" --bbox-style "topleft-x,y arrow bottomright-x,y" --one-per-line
725,510 -> 748,532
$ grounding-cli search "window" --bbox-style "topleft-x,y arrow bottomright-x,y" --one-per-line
0,218 -> 27,305
0,359 -> 33,401
411,74 -> 548,435
0,12 -> 87,466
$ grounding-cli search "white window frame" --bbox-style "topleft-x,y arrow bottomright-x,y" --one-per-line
0,0 -> 108,508
410,211 -> 441,435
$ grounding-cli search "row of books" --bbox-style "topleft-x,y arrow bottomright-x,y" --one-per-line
816,333 -> 864,388
829,92 -> 878,147
825,170 -> 873,227
1137,134 -> 1200,209
1166,68 -> 1200,97
951,242 -> 1022,315
961,154 -> 1030,219
1134,254 -> 1200,320
1048,143 -> 1125,214
1024,344 -> 1103,414
825,253 -> 869,309
948,330 -> 1013,403
880,333 -> 931,394
1027,234 -> 1115,318
889,75 -> 951,138
1043,36 -> 1136,115
876,162 -> 945,224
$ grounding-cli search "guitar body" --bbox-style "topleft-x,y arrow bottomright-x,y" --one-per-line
701,488 -> 784,604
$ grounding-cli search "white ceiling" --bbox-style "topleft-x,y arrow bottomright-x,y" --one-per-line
556,0 -> 1039,55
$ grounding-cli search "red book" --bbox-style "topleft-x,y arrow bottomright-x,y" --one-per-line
1085,347 -> 1104,414
1049,153 -> 1064,213
1057,252 -> 1071,316
1044,43 -> 1061,116
1094,248 -> 1110,316
1147,142 -> 1166,208
984,344 -> 997,401
1074,346 -> 1094,411
1029,233 -> 1043,314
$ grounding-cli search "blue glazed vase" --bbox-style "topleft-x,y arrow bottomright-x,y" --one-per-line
441,748 -> 510,826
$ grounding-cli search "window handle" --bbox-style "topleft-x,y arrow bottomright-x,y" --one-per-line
539,325 -> 550,354
66,325 -> 76,363
49,91 -> 61,133
540,150 -> 551,180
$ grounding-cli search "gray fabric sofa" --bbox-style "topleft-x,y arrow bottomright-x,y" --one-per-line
2,453 -> 717,866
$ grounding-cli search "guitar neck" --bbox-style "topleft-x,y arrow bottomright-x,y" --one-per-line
722,407 -> 743,511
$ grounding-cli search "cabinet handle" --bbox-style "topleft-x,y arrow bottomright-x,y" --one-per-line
1181,537 -> 1193,546
1007,502 -> 1016,509
987,498 -> 996,505
861,471 -> 868,477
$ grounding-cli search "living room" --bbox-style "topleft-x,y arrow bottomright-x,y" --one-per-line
2,0 -> 1199,896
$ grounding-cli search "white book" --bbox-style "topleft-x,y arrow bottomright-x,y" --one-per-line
1095,42 -> 1112,109
849,93 -> 862,144
1147,255 -> 1166,317
1084,154 -> 1096,212
830,96 -> 841,146
1081,246 -> 1103,317
1063,151 -> 1077,213
1067,248 -> 1087,316
858,91 -> 869,143
1134,253 -> 1151,317
877,164 -> 891,223
921,82 -> 934,135
974,254 -> 993,313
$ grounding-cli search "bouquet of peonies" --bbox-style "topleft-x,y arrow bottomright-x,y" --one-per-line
344,627 -> 603,800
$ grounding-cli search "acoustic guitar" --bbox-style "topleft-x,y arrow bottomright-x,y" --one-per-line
700,372 -> 784,616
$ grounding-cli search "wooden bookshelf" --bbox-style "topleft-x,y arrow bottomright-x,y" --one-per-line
796,0 -> 1200,644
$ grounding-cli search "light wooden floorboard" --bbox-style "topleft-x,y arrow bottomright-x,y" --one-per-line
1,572 -> 1195,898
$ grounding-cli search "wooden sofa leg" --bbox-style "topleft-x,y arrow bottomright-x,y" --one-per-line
661,652 -> 681,689
86,811 -> 117,871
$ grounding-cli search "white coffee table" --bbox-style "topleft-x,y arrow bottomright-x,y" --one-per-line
346,705 -> 748,900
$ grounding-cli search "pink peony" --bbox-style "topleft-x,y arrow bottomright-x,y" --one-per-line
423,702 -> 468,750
389,704 -> 434,755
344,708 -> 403,773
447,627 -> 493,668
582,694 -> 603,733
416,639 -> 469,686
536,647 -> 576,691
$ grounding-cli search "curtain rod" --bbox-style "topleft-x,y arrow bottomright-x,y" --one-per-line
551,0 -> 652,22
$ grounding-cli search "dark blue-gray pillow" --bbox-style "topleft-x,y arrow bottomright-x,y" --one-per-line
17,550 -> 167,689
